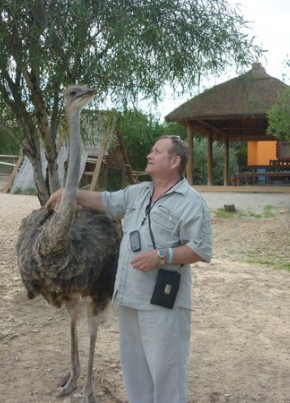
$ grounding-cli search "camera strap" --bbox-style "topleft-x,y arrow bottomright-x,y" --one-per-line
147,197 -> 156,249
146,177 -> 182,249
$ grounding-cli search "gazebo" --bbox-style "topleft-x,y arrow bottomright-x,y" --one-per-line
165,63 -> 289,185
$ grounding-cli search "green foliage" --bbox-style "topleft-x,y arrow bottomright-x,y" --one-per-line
192,138 -> 238,185
117,110 -> 162,171
245,259 -> 290,272
160,123 -> 187,139
0,104 -> 23,153
118,112 -> 238,185
118,112 -> 186,171
0,0 -> 262,106
214,208 -> 241,218
262,205 -> 275,217
234,142 -> 248,166
267,87 -> 290,139
0,0 -> 262,200
0,129 -> 19,154
214,205 -> 274,219
13,187 -> 37,196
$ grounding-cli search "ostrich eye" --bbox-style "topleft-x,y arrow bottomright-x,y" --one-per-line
70,90 -> 77,96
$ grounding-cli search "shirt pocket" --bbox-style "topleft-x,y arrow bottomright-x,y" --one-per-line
150,206 -> 179,246
122,208 -> 137,233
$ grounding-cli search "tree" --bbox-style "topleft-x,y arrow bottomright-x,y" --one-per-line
191,138 -> 238,185
267,87 -> 290,139
118,110 -> 163,171
0,108 -> 20,154
0,0 -> 262,204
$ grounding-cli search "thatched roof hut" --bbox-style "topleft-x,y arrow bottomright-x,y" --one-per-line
165,63 -> 289,185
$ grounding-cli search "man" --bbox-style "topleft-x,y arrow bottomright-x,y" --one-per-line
45,135 -> 212,403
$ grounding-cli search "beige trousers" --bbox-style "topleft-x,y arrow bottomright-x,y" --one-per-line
118,305 -> 191,403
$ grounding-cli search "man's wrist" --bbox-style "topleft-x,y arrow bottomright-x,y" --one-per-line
157,248 -> 174,265
157,249 -> 167,265
167,247 -> 174,264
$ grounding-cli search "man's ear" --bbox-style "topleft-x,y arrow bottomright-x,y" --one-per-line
171,155 -> 181,170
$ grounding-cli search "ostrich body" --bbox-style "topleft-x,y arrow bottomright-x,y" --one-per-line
17,85 -> 122,403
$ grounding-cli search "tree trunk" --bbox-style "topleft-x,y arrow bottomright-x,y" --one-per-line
22,135 -> 48,205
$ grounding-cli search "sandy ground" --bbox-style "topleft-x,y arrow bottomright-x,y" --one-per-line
1,190 -> 290,403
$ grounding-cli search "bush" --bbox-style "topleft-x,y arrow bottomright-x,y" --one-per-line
192,138 -> 238,185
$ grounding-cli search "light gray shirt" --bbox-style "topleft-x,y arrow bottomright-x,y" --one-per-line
101,178 -> 212,310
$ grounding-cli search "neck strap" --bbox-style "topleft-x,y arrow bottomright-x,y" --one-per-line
146,176 -> 182,249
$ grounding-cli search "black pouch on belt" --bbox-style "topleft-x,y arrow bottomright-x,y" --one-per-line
150,269 -> 181,309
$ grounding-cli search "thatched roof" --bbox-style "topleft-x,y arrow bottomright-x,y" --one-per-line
165,63 -> 289,142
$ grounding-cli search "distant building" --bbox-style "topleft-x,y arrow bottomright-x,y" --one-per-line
248,140 -> 290,165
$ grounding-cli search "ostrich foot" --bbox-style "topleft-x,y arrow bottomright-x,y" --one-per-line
82,388 -> 98,403
57,369 -> 80,396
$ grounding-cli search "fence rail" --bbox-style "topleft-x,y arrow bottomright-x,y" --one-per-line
0,154 -> 19,159
0,154 -> 19,167
0,161 -> 16,167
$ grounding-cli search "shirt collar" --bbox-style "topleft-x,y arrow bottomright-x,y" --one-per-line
145,176 -> 187,195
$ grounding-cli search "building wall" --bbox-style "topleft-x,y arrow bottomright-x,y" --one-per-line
247,141 -> 276,165
277,141 -> 290,160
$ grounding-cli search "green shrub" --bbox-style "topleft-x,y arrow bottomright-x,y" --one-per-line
192,138 -> 238,185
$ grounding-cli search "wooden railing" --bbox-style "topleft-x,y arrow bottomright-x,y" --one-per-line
269,160 -> 290,166
0,154 -> 23,193
232,164 -> 290,186
0,154 -> 19,167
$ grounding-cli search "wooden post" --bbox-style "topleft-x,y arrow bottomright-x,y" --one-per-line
3,155 -> 24,193
116,131 -> 137,184
90,119 -> 115,191
207,130 -> 213,185
102,161 -> 108,189
224,136 -> 229,186
187,125 -> 193,185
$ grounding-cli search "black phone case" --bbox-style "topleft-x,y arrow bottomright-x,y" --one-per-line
130,230 -> 141,252
150,269 -> 181,309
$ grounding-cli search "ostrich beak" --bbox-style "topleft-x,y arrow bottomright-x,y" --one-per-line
87,88 -> 98,95
78,88 -> 97,100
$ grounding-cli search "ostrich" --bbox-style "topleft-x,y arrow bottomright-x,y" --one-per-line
17,85 -> 122,403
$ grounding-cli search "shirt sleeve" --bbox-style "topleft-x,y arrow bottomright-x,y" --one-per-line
101,188 -> 128,219
101,183 -> 148,220
179,197 -> 213,263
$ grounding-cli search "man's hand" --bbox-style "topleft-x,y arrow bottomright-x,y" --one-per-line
131,245 -> 202,271
130,250 -> 160,272
44,188 -> 64,212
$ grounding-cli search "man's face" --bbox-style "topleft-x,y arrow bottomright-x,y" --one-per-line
145,138 -> 178,177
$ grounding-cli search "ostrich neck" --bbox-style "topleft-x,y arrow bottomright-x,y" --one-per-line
58,108 -> 81,218
41,108 -> 82,254
64,109 -> 81,196
38,107 -> 83,258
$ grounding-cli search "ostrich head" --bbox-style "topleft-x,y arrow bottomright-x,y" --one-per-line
61,84 -> 98,193
64,84 -> 97,112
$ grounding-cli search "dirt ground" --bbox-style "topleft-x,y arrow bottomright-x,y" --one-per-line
1,191 -> 290,403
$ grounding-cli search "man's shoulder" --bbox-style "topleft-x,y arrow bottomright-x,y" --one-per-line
125,181 -> 152,199
180,181 -> 202,198
180,184 -> 210,209
127,181 -> 151,192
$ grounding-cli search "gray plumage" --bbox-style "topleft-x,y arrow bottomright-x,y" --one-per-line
17,85 -> 122,403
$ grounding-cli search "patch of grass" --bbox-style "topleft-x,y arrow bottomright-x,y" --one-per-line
13,187 -> 37,196
246,205 -> 275,218
214,208 -> 245,218
213,204 -> 276,219
246,258 -> 290,272
248,211 -> 262,218
280,263 -> 290,271
263,204 -> 275,217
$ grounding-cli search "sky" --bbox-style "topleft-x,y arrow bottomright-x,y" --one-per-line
156,0 -> 290,119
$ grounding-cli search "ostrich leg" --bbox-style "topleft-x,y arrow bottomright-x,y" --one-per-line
58,299 -> 81,396
82,306 -> 99,403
